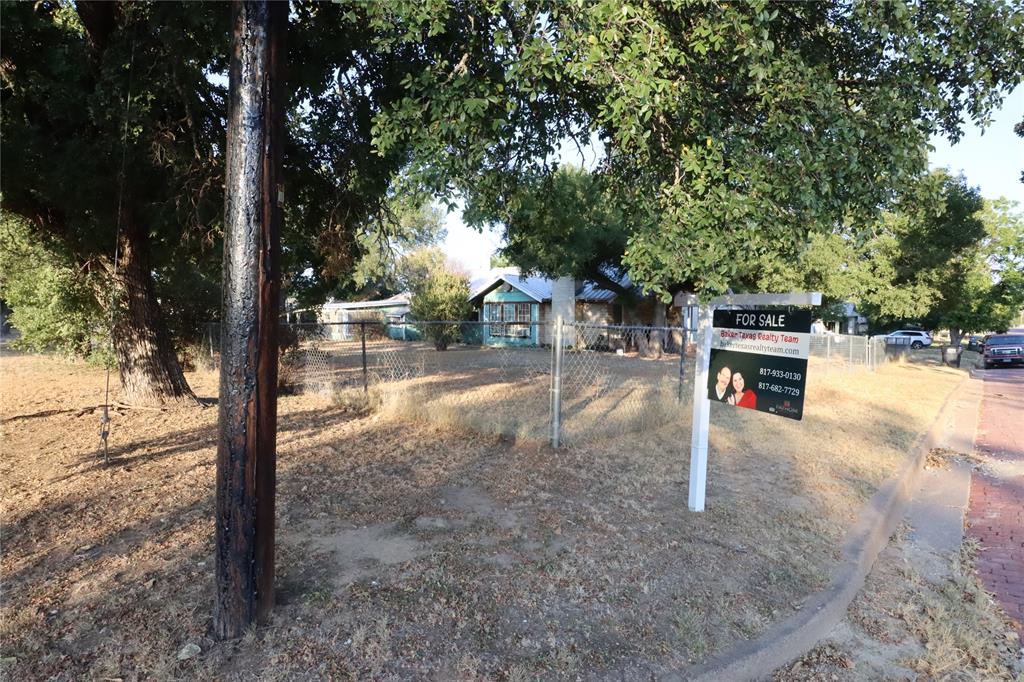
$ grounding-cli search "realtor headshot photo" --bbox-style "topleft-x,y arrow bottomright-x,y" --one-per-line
711,363 -> 733,402
708,356 -> 758,411
727,369 -> 757,410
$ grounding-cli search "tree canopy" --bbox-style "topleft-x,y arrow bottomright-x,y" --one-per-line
3,0 -> 1024,401
465,166 -> 632,293
407,259 -> 472,350
372,0 -> 1024,298
761,172 -> 1024,340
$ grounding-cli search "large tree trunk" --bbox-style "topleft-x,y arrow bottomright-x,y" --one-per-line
642,299 -> 667,359
949,327 -> 963,350
107,222 -> 198,406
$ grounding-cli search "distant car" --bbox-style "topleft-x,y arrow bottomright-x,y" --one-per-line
982,333 -> 1024,369
885,330 -> 932,349
964,336 -> 984,352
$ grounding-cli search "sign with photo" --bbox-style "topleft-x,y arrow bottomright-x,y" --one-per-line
707,309 -> 811,420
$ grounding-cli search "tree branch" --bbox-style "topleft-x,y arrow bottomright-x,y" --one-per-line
76,2 -> 118,57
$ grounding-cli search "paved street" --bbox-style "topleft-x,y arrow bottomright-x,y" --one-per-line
966,364 -> 1024,643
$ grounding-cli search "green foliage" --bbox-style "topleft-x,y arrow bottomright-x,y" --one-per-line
930,198 -> 1024,336
489,252 -> 514,269
466,166 -> 631,292
372,0 -> 1024,298
333,203 -> 446,302
761,174 -> 1024,338
5,0 -> 1022,375
408,264 -> 472,350
1,2 -> 225,364
397,247 -> 449,295
0,215 -> 110,363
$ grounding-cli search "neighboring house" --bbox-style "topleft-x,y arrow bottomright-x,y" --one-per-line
467,269 -> 638,347
318,293 -> 412,341
833,302 -> 868,335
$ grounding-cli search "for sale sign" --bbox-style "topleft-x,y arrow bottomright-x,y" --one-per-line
707,309 -> 811,420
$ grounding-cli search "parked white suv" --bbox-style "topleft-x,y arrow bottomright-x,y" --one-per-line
884,330 -> 932,349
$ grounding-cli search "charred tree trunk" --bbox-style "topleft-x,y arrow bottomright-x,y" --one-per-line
107,221 -> 198,406
214,0 -> 285,641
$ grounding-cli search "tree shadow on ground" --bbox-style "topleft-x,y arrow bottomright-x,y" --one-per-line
3,357 -> 964,680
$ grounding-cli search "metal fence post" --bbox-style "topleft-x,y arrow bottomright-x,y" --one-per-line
550,316 -> 564,448
360,321 -> 368,393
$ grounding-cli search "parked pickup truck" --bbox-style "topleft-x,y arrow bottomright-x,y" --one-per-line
982,333 -> 1024,369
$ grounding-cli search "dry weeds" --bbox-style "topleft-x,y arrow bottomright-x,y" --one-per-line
773,533 -> 1023,681
1,351 -> 965,679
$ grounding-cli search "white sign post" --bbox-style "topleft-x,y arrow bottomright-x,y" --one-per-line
678,291 -> 822,512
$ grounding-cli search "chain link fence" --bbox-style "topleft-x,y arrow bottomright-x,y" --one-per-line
199,320 -> 897,446
808,333 -> 889,372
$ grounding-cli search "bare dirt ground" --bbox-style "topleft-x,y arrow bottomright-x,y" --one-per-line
1,351 -> 966,680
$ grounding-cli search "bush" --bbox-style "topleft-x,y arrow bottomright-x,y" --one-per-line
409,268 -> 472,350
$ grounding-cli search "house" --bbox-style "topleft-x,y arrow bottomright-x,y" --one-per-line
834,302 -> 869,335
317,293 -> 412,340
467,269 -> 639,347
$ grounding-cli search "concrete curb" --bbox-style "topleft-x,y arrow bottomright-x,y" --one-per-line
667,372 -> 974,682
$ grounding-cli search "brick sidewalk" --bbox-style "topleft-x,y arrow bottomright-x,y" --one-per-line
966,369 -> 1024,642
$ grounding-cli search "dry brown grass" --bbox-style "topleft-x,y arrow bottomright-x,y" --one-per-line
899,538 -> 1022,680
0,351 -> 966,680
773,533 -> 1023,681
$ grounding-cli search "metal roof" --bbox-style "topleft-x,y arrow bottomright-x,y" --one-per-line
468,269 -> 631,303
469,273 -> 551,301
322,293 -> 411,310
577,278 -> 622,301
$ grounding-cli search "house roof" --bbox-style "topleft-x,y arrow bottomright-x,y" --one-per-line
469,273 -> 553,302
576,273 -> 633,303
322,293 -> 411,310
468,268 -> 631,304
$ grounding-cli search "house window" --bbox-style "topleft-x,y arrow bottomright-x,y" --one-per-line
485,302 -> 532,338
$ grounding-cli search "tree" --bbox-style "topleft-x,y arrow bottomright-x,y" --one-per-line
408,265 -> 472,350
489,252 -> 515,269
1,2 -> 227,404
466,166 -> 632,295
5,0 -> 1022,405
761,173 -> 1024,344
0,3 -> 459,403
925,199 -> 1024,341
339,203 -> 447,300
0,216 -> 108,362
1016,116 -> 1024,185
397,246 -> 449,295
373,0 -> 1024,299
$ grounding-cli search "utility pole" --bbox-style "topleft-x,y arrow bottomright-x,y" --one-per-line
215,0 -> 285,640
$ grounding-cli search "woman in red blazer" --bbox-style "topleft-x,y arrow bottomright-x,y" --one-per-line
727,371 -> 757,410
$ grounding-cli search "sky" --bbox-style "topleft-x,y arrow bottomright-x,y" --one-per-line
441,88 -> 1024,276
928,86 -> 1023,204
